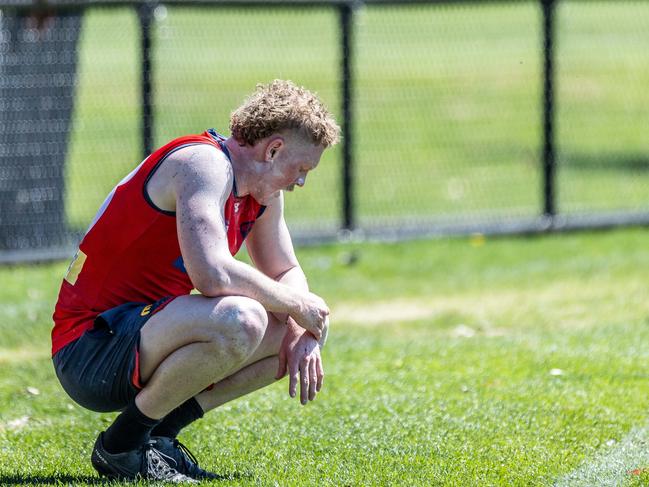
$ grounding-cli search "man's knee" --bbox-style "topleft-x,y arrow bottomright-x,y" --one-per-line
204,297 -> 268,362
230,297 -> 268,346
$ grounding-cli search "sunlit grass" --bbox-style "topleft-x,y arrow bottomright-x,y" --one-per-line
1,228 -> 649,484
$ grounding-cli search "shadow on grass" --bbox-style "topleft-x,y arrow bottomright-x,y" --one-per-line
0,474 -> 108,485
0,471 -> 251,485
561,153 -> 649,173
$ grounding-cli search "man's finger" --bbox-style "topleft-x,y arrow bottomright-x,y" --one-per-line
275,347 -> 287,380
308,359 -> 317,401
316,357 -> 324,392
289,360 -> 299,398
311,326 -> 322,341
300,358 -> 309,405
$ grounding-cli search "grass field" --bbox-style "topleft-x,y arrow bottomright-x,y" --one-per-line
63,2 -> 649,234
2,227 -> 649,485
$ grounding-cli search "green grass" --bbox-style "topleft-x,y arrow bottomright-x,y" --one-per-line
2,227 -> 649,485
63,2 -> 649,234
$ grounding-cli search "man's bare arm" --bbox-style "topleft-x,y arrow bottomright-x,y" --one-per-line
245,191 -> 329,347
170,144 -> 328,338
246,193 -> 328,402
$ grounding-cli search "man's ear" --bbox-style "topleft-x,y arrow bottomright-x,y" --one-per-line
265,136 -> 284,162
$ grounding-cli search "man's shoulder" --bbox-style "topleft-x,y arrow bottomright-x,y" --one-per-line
148,141 -> 234,212
169,146 -> 235,215
167,141 -> 228,166
167,143 -> 233,184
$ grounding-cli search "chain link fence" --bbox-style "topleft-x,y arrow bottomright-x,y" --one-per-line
0,9 -> 82,256
557,1 -> 649,215
355,2 -> 542,234
0,0 -> 648,262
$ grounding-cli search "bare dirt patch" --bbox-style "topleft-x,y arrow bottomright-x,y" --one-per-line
331,277 -> 649,334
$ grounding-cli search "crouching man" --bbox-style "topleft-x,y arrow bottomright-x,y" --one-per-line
52,80 -> 339,482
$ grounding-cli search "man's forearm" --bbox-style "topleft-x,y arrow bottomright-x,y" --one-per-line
272,266 -> 309,324
200,257 -> 327,341
201,257 -> 303,317
276,266 -> 328,347
276,266 -> 309,294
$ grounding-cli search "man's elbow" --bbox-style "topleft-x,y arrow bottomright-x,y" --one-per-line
191,266 -> 233,297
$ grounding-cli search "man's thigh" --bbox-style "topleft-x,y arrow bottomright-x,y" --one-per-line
138,294 -> 285,383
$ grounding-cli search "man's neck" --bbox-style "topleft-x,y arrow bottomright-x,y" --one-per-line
223,138 -> 250,197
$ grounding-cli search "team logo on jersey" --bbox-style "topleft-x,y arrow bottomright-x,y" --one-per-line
140,304 -> 153,316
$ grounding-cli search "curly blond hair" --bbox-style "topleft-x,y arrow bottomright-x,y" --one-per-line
230,80 -> 340,147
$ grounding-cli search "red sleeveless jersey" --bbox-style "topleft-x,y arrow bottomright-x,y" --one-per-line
51,130 -> 265,356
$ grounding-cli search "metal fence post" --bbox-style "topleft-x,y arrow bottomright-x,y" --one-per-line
541,0 -> 557,218
340,1 -> 355,232
138,2 -> 155,158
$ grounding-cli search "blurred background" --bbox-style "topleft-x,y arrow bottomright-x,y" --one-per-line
1,0 -> 648,262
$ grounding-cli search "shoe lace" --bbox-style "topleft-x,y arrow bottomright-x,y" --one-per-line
144,443 -> 194,482
173,439 -> 201,470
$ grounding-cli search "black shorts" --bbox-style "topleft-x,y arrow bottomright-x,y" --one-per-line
53,296 -> 175,412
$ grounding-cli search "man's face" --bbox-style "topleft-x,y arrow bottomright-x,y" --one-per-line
254,134 -> 325,204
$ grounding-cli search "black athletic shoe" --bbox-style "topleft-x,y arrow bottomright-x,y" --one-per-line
150,436 -> 221,480
91,432 -> 197,483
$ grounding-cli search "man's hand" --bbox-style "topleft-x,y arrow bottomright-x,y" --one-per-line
275,321 -> 324,405
290,292 -> 329,341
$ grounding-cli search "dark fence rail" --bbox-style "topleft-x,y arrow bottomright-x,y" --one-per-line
1,0 -> 648,263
